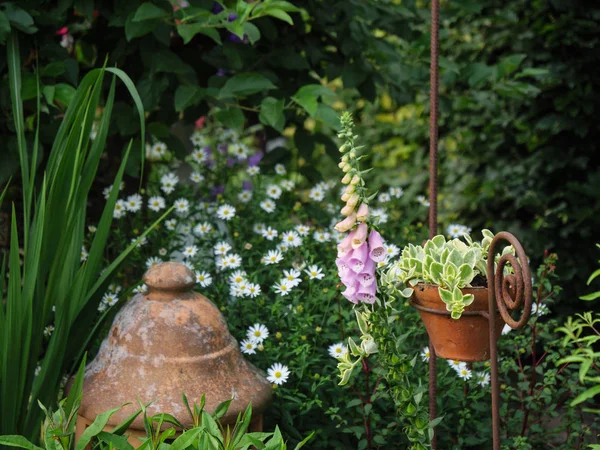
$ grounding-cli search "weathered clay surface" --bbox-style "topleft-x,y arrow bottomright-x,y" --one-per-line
78,262 -> 272,429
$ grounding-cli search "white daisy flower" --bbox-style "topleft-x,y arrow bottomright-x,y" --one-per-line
253,223 -> 266,234
295,224 -> 310,236
160,173 -> 179,194
281,231 -> 302,247
103,185 -> 113,199
457,366 -> 472,380
247,166 -> 260,176
216,204 -> 236,221
195,271 -> 212,287
34,365 -> 41,376
273,279 -> 294,296
174,198 -> 190,214
148,196 -> 166,212
146,256 -> 162,268
378,192 -> 391,203
190,172 -> 205,183
88,225 -> 97,233
133,284 -> 147,294
389,187 -> 404,198
113,199 -> 127,218
274,164 -> 286,175
125,194 -> 143,212
102,292 -> 119,307
532,302 -> 549,316
305,265 -> 324,280
308,186 -> 325,202
98,302 -> 107,312
191,148 -> 208,164
215,256 -> 230,270
448,360 -> 466,373
108,283 -> 122,294
226,253 -> 242,268
475,371 -> 491,387
240,339 -> 257,355
313,231 -> 331,243
385,244 -> 400,259
283,269 -> 302,287
80,246 -> 88,262
266,362 -> 290,385
328,342 -> 348,359
263,250 -> 283,265
214,241 -> 232,255
266,184 -> 282,199
260,199 -> 276,213
420,346 -> 431,362
447,224 -> 471,238
280,179 -> 295,191
261,227 -> 279,241
158,248 -> 168,256
190,131 -> 209,147
229,270 -> 247,285
152,141 -> 168,157
238,191 -> 252,203
183,245 -> 198,258
247,323 -> 269,343
247,283 -> 261,298
194,222 -> 213,236
165,218 -> 177,230
230,143 -> 249,159
417,195 -> 430,207
43,325 -> 55,337
371,207 -> 389,225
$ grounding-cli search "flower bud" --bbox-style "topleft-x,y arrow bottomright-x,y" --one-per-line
344,184 -> 355,195
341,154 -> 349,162
350,175 -> 361,185
341,173 -> 352,184
341,193 -> 351,202
347,194 -> 359,207
341,203 -> 355,216
335,213 -> 357,233
338,161 -> 346,169
342,163 -> 352,173
339,143 -> 349,153
356,203 -> 369,222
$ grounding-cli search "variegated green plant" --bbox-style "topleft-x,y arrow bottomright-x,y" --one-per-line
382,230 -> 514,319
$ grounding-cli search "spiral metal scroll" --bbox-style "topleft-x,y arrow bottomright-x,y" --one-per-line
487,231 -> 533,330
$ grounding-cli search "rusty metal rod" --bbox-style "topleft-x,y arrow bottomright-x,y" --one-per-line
428,0 -> 440,448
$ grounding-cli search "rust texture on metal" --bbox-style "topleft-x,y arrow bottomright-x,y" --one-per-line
77,262 -> 272,434
487,232 -> 532,450
428,0 -> 440,446
410,284 -> 504,362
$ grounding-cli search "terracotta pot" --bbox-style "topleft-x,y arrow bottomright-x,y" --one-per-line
411,283 -> 504,362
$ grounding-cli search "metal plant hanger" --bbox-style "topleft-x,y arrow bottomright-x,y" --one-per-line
424,1 -> 533,449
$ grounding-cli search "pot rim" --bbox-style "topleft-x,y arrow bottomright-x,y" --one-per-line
414,282 -> 488,290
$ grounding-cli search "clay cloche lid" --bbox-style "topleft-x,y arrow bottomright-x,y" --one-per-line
78,262 -> 272,428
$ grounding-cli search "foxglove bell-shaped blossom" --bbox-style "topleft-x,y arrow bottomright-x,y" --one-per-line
349,242 -> 369,273
356,283 -> 377,304
351,223 -> 368,249
357,258 -> 376,287
356,203 -> 369,222
368,230 -> 386,262
337,231 -> 354,257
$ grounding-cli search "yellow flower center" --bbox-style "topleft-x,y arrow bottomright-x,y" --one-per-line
275,371 -> 281,378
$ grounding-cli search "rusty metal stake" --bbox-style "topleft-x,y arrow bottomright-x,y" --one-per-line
428,0 -> 440,447
425,0 -> 533,448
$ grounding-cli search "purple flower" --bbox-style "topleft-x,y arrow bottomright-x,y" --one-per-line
228,13 -> 238,22
218,143 -> 228,155
349,243 -> 369,274
227,33 -> 244,43
336,229 -> 379,305
247,151 -> 264,167
368,230 -> 386,262
227,158 -> 236,167
211,185 -> 225,196
356,283 -> 377,304
216,68 -> 227,77
212,2 -> 224,14
242,181 -> 253,191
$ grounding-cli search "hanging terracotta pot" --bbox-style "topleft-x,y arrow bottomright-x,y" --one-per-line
411,283 -> 505,362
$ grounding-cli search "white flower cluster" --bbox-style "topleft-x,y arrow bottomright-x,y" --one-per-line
446,223 -> 472,239
420,347 -> 490,387
239,323 -> 289,385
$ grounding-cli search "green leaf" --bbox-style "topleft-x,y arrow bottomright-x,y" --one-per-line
170,427 -> 203,450
259,97 -> 285,132
243,22 -> 260,44
174,85 -> 205,112
439,288 -> 453,305
133,3 -> 170,21
0,12 -> 11,44
215,107 -> 245,130
315,103 -> 340,130
54,83 -> 76,108
458,264 -> 474,284
586,268 -> 600,285
177,23 -> 222,45
218,73 -> 276,98
580,291 -> 600,301
0,436 -> 43,450
96,432 -> 134,450
264,8 -> 294,25
430,262 -> 443,284
291,84 -> 335,116
293,431 -> 315,449
125,12 -> 158,41
4,4 -> 37,34
571,385 -> 600,406
75,406 -> 125,450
